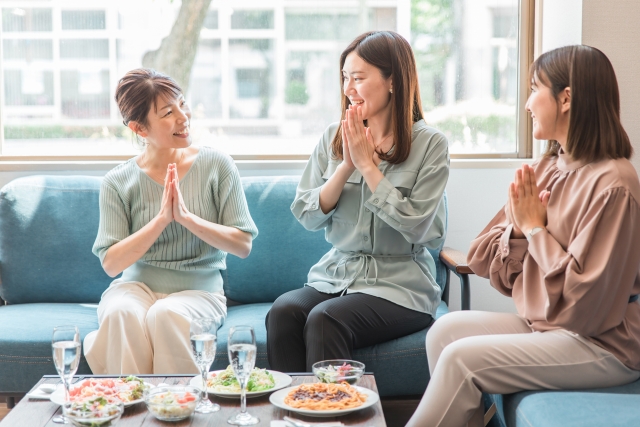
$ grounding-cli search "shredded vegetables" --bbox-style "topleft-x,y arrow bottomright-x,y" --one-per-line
314,363 -> 363,384
146,390 -> 197,419
64,396 -> 122,426
206,366 -> 275,393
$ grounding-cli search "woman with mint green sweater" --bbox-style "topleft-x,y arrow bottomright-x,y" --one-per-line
83,69 -> 258,375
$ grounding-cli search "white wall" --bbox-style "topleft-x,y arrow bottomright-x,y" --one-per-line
541,0 -> 583,52
582,1 -> 640,172
443,166 -> 519,312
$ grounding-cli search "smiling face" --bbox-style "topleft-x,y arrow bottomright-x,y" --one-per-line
525,71 -> 570,144
342,52 -> 393,122
139,94 -> 192,149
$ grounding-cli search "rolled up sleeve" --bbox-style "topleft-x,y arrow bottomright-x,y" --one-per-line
291,134 -> 335,231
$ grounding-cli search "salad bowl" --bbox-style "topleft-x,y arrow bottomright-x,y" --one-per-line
143,385 -> 201,421
62,398 -> 124,427
312,360 -> 365,385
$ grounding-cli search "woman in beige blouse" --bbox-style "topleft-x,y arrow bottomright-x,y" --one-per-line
408,45 -> 640,427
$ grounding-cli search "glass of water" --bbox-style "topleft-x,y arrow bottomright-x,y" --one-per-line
52,325 -> 81,424
227,325 -> 258,425
190,317 -> 220,414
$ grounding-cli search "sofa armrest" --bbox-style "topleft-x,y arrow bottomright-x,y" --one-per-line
439,247 -> 474,311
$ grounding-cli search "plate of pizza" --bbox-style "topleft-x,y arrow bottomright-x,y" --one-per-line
50,376 -> 151,407
268,381 -> 379,417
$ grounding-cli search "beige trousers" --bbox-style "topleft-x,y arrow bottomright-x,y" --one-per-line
406,311 -> 640,427
84,280 -> 227,375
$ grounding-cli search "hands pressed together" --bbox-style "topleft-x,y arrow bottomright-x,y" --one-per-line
158,163 -> 191,226
340,104 -> 378,174
506,164 -> 549,239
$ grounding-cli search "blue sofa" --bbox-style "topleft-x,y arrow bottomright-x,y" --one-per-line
0,174 -> 470,410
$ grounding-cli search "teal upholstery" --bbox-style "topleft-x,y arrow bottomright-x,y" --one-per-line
486,380 -> 640,427
222,177 -> 332,303
0,304 -> 98,394
0,176 -> 112,304
0,174 -> 450,399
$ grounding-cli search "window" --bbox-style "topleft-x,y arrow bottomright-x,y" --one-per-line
0,0 -> 533,160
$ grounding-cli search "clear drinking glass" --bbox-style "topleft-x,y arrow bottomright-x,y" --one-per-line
52,325 -> 81,424
227,325 -> 258,426
190,317 -> 220,413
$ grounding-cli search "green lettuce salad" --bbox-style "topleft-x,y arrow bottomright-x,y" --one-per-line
206,366 -> 275,393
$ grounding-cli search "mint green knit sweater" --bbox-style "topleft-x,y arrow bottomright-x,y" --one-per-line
93,147 -> 258,294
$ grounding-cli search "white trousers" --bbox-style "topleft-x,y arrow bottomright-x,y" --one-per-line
84,280 -> 227,375
406,311 -> 640,427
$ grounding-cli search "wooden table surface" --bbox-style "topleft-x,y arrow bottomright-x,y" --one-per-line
0,374 -> 386,427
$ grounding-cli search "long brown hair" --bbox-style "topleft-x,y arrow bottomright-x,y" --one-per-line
533,45 -> 632,162
331,31 -> 423,164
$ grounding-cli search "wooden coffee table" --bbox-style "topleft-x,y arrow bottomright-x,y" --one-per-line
0,374 -> 386,426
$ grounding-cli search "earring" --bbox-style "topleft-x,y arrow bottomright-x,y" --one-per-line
389,88 -> 393,94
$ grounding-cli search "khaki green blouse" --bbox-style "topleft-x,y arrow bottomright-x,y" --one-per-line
291,120 -> 450,315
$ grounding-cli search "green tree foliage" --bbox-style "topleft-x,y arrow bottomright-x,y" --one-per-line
411,0 -> 455,109
285,81 -> 309,105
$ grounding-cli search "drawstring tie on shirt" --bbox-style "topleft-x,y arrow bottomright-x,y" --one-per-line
326,253 -> 380,286
324,250 -> 421,288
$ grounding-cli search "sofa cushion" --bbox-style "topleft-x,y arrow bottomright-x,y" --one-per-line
487,379 -> 640,427
212,303 -> 272,371
223,177 -> 332,303
0,176 -> 112,304
0,303 -> 97,393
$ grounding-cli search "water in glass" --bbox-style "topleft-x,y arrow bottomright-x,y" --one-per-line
229,343 -> 257,380
227,326 -> 259,426
190,317 -> 220,414
191,333 -> 216,366
52,341 -> 81,378
51,325 -> 80,424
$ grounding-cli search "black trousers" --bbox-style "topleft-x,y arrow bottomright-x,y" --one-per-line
265,286 -> 434,372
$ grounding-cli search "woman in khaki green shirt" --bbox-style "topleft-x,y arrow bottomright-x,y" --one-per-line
265,31 -> 450,372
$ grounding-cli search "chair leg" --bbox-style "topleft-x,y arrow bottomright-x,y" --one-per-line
460,273 -> 470,310
442,268 -> 451,306
6,397 -> 15,409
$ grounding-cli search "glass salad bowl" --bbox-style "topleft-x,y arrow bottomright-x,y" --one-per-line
143,385 -> 201,421
312,359 -> 365,385
62,398 -> 124,427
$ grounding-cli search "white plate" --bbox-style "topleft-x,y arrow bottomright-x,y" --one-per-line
268,385 -> 379,418
190,370 -> 292,398
50,380 -> 151,407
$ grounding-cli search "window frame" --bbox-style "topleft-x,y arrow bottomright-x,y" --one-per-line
0,0 -> 535,163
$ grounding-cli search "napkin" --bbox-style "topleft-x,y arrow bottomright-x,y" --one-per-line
270,421 -> 344,427
26,384 -> 61,400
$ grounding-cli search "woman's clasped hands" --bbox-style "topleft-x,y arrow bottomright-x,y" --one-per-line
507,164 -> 550,239
158,163 -> 191,226
341,104 -> 377,174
